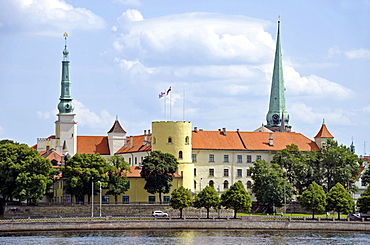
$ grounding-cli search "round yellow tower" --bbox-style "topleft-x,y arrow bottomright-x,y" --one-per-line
152,121 -> 194,192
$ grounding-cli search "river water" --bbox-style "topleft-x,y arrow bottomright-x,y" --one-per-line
0,229 -> 369,244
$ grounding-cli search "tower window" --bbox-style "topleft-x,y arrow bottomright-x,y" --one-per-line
153,137 -> 156,144
179,151 -> 183,159
168,137 -> 172,143
185,136 -> 189,145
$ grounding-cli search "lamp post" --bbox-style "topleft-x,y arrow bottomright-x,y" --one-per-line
91,177 -> 94,218
98,181 -> 102,218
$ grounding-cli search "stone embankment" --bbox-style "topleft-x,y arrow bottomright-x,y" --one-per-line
0,219 -> 369,232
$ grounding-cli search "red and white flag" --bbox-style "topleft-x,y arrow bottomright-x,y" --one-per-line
158,92 -> 166,98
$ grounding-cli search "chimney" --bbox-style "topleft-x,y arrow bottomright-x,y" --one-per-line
148,129 -> 151,144
222,128 -> 226,136
269,133 -> 274,146
130,136 -> 133,148
194,127 -> 198,132
143,130 -> 147,145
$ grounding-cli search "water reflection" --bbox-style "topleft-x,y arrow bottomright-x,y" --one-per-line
0,229 -> 369,245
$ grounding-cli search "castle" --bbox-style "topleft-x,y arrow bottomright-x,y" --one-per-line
34,23 -> 335,204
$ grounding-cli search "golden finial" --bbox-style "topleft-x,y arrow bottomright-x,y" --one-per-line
63,32 -> 68,37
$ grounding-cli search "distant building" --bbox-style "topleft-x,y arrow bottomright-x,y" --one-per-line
35,23 -> 339,204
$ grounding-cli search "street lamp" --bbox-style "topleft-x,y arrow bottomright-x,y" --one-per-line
98,181 -> 102,218
91,177 -> 94,218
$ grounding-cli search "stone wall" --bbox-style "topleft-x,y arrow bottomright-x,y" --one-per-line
4,204 -> 233,218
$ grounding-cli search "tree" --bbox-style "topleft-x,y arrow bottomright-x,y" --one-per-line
61,153 -> 110,203
326,183 -> 354,220
0,142 -> 53,205
250,160 -> 293,214
357,185 -> 370,214
299,181 -> 327,219
319,139 -> 359,193
170,186 -> 192,218
140,151 -> 178,204
193,186 -> 220,218
105,155 -> 131,204
361,166 -> 370,187
221,181 -> 252,218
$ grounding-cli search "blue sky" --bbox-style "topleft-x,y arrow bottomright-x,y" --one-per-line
0,0 -> 369,156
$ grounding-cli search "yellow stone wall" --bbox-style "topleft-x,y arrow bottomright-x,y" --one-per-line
152,121 -> 194,192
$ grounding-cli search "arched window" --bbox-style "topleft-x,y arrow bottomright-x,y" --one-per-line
224,180 -> 229,189
179,151 -> 183,159
194,180 -> 197,190
209,180 -> 214,188
247,181 -> 252,189
153,137 -> 156,144
168,137 -> 172,143
185,136 -> 189,145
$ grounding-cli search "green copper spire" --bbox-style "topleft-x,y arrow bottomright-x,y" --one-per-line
58,32 -> 75,114
265,20 -> 291,131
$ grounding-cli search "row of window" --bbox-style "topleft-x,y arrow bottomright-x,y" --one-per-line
194,180 -> 252,190
152,136 -> 190,145
192,154 -> 262,163
194,168 -> 252,177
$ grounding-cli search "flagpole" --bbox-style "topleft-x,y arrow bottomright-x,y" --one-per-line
183,89 -> 185,121
164,94 -> 166,121
169,90 -> 172,121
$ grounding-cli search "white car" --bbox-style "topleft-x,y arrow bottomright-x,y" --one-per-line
152,210 -> 168,217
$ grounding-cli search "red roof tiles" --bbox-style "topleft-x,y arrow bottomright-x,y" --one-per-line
314,124 -> 334,139
77,136 -> 110,155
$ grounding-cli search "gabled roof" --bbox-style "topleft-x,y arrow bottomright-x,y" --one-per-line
314,124 -> 334,139
107,120 -> 126,134
116,135 -> 151,154
192,131 -> 246,150
238,131 -> 319,151
77,136 -> 110,155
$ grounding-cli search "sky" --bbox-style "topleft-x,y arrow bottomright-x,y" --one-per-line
0,0 -> 369,156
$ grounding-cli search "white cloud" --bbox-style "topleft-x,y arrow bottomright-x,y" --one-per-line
36,111 -> 51,120
74,100 -> 115,130
344,48 -> 370,60
0,0 -> 105,36
284,66 -> 355,100
327,46 -> 370,60
290,103 -> 352,125
113,0 -> 141,6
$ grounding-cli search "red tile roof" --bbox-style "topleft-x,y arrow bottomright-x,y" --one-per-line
77,136 -> 110,155
314,124 -> 334,139
116,135 -> 152,154
238,131 -> 319,151
192,130 -> 245,150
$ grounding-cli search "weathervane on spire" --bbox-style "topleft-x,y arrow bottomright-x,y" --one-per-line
63,32 -> 69,61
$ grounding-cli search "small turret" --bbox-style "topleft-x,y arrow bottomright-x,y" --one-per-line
314,119 -> 334,149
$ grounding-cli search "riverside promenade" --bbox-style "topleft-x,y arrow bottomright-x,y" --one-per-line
1,218 -> 370,232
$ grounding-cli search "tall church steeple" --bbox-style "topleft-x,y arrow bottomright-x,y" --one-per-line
58,32 -> 75,114
265,20 -> 291,132
55,33 -> 77,156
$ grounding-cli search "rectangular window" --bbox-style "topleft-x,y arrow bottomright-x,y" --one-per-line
237,155 -> 242,163
148,196 -> 156,204
209,168 -> 214,176
247,168 -> 251,176
224,155 -> 229,162
224,169 -> 229,177
163,196 -> 170,203
247,155 -> 252,163
135,157 -> 137,165
102,196 -> 110,204
209,154 -> 215,162
192,154 -> 197,162
237,169 -> 242,177
122,195 -> 130,204
194,168 -> 197,176
256,155 -> 262,160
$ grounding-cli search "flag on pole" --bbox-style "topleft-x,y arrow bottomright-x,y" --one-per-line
166,86 -> 172,95
159,91 -> 166,98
